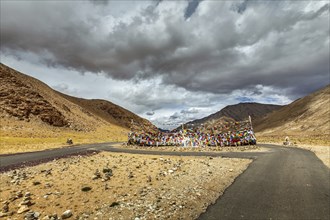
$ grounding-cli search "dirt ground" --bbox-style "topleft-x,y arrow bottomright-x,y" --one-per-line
0,152 -> 251,220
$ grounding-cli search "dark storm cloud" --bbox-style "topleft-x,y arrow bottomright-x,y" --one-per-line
89,0 -> 110,5
154,0 -> 163,7
169,112 -> 180,120
146,111 -> 155,116
169,108 -> 201,124
184,0 -> 202,19
181,109 -> 199,114
1,1 -> 329,100
232,0 -> 250,14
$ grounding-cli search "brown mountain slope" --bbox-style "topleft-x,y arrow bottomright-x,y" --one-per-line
0,63 -> 154,153
186,103 -> 282,127
0,64 -> 69,127
59,93 -> 155,130
254,85 -> 330,137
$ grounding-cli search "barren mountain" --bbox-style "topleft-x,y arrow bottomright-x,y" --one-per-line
186,103 -> 282,127
254,85 -> 330,137
0,63 -> 154,153
58,93 -> 154,130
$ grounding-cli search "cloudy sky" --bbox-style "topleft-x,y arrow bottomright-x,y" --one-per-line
1,0 -> 329,129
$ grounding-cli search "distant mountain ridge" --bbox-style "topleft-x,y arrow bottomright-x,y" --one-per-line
0,63 -> 154,133
184,84 -> 330,140
186,103 -> 282,127
254,84 -> 330,135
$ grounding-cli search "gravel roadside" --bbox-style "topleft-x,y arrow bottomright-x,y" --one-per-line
0,152 -> 251,219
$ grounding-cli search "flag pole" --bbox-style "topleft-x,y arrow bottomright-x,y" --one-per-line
249,115 -> 253,130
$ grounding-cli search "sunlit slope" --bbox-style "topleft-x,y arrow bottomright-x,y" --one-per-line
0,63 -> 154,153
254,85 -> 330,145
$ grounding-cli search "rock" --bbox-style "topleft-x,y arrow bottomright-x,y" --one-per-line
45,183 -> 53,188
61,210 -> 73,219
92,169 -> 101,180
103,175 -> 111,181
103,169 -> 112,181
9,171 -> 28,185
19,193 -> 33,206
25,211 -> 37,220
229,169 -> 233,172
128,172 -> 134,179
168,169 -> 174,174
17,205 -> 30,214
102,168 -> 113,175
81,186 -> 92,192
79,213 -> 90,219
54,191 -> 62,196
0,212 -> 8,217
95,212 -> 103,216
46,213 -> 59,220
33,181 -> 41,186
2,201 -> 9,213
19,200 -> 33,207
16,191 -> 23,198
51,213 -> 59,219
92,175 -> 99,180
109,202 -> 120,207
41,169 -> 52,176
66,138 -> 73,145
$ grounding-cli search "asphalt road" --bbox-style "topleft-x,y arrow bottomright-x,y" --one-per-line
198,146 -> 330,220
0,143 -> 329,220
0,142 -> 266,169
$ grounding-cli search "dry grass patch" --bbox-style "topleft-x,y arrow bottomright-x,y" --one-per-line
0,125 -> 128,154
256,134 -> 330,146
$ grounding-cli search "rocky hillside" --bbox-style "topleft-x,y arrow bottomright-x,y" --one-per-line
59,93 -> 154,130
254,85 -> 330,136
0,68 -> 68,127
186,103 -> 282,127
0,63 -> 154,133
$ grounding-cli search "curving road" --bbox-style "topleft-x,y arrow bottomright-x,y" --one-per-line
198,145 -> 330,220
0,143 -> 329,220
